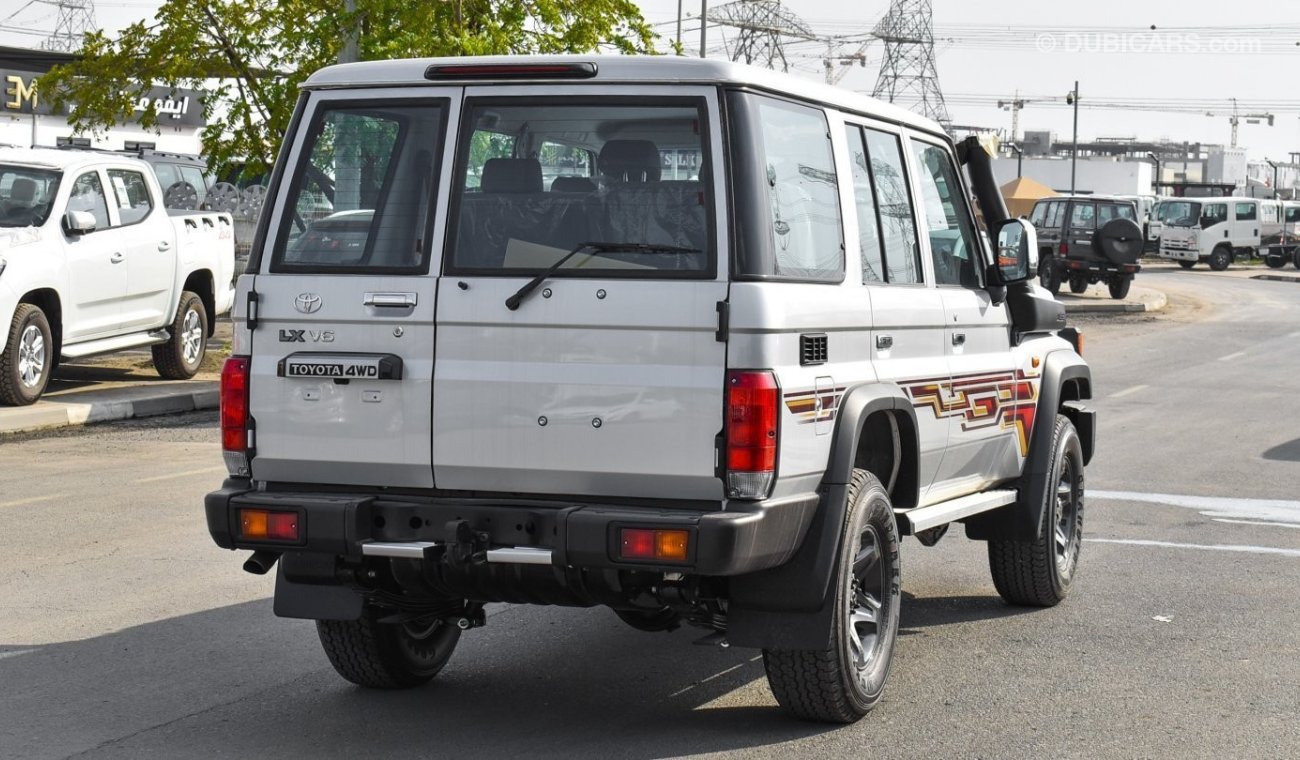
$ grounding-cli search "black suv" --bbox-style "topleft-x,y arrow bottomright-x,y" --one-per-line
1029,195 -> 1144,299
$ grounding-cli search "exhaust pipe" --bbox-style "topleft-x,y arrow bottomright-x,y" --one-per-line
243,550 -> 281,575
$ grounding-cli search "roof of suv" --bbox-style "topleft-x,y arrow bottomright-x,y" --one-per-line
0,146 -> 152,173
1036,195 -> 1138,205
304,54 -> 944,137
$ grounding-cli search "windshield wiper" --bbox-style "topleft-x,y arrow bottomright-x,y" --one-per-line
504,241 -> 701,311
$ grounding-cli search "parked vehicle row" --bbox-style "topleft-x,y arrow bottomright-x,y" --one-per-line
0,147 -> 235,405
1028,195 -> 1144,299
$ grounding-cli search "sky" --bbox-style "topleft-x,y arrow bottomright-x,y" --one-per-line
5,0 -> 1300,161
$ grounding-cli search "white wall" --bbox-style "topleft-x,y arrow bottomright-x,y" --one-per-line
993,157 -> 1154,196
0,111 -> 203,154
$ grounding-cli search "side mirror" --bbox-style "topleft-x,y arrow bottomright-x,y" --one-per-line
991,218 -> 1037,284
64,210 -> 96,235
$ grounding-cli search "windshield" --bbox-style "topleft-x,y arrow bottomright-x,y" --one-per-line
447,99 -> 713,276
0,165 -> 62,228
1163,200 -> 1201,227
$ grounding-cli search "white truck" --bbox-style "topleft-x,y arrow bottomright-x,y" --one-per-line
1158,197 -> 1281,271
0,147 -> 236,405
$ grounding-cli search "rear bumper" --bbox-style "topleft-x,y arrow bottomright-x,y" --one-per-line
205,480 -> 819,577
1055,257 -> 1141,275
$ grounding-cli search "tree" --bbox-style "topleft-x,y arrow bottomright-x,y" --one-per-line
39,0 -> 657,175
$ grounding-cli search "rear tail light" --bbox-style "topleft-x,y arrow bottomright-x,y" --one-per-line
1058,242 -> 1069,255
238,508 -> 299,542
725,370 -> 779,500
222,356 -> 253,477
619,528 -> 690,562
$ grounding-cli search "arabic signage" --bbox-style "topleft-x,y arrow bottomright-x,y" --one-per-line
2,68 -> 206,128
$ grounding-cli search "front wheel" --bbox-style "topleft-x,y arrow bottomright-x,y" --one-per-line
1177,260 -> 1196,270
763,470 -> 901,723
1208,247 -> 1232,272
0,304 -> 54,406
152,291 -> 208,379
317,608 -> 462,689
1107,277 -> 1132,300
988,415 -> 1084,607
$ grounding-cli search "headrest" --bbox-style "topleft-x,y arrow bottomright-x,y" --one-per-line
598,140 -> 661,183
10,177 -> 36,204
481,158 -> 542,194
551,176 -> 597,193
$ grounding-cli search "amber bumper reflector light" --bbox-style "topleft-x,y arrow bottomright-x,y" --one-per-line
239,509 -> 299,541
620,528 -> 689,561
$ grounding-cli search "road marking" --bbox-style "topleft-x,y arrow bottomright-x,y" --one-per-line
668,655 -> 762,698
0,649 -> 35,660
1089,490 -> 1300,526
0,494 -> 65,508
1107,384 -> 1149,399
1212,518 -> 1300,530
134,466 -> 227,484
1218,350 -> 1247,362
1086,538 -> 1300,559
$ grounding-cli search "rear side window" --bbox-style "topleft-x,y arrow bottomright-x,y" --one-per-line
1235,202 -> 1257,221
862,128 -> 921,284
1029,202 -> 1047,227
753,99 -> 842,280
107,169 -> 153,225
843,125 -> 886,283
1046,201 -> 1065,229
272,101 -> 445,273
447,99 -> 712,276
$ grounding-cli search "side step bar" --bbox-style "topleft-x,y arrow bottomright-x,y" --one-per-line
896,490 -> 1018,534
361,541 -> 554,565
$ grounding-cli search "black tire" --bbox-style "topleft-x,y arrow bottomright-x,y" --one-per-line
1039,255 -> 1061,295
317,609 -> 462,689
152,291 -> 208,379
988,415 -> 1084,607
1068,273 -> 1088,294
1177,260 -> 1196,270
1266,255 -> 1286,269
1107,277 -> 1131,300
0,304 -> 53,406
1293,249 -> 1300,270
763,469 -> 901,723
1208,246 -> 1231,272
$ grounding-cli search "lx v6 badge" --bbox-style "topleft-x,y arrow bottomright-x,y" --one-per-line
279,329 -> 336,343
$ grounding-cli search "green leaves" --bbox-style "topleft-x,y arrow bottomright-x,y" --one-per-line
38,0 -> 658,177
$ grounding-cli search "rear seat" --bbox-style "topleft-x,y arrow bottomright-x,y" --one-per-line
455,158 -> 592,268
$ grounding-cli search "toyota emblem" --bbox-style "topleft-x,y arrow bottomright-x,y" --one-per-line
294,293 -> 322,314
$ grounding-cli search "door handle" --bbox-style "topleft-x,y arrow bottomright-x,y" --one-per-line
363,292 -> 418,308
110,252 -> 124,264
158,241 -> 172,252
875,335 -> 893,350
952,333 -> 967,347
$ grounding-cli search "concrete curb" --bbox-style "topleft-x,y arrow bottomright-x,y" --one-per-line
1062,288 -> 1167,315
0,382 -> 218,436
1252,274 -> 1300,284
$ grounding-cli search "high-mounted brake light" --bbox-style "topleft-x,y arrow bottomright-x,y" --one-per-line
424,62 -> 598,80
725,370 -> 779,500
221,356 -> 253,477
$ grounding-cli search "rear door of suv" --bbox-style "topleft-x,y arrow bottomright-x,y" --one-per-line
431,85 -> 728,501
246,89 -> 457,488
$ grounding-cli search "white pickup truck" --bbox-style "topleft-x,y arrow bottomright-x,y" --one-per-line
0,147 -> 235,405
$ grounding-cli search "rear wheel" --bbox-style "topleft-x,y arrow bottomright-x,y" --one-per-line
317,608 -> 462,689
152,291 -> 208,379
988,415 -> 1084,607
1039,255 -> 1061,295
1068,273 -> 1088,294
1177,260 -> 1196,270
1293,250 -> 1300,270
1107,277 -> 1131,300
0,304 -> 53,406
1208,246 -> 1232,272
763,469 -> 901,723
1266,255 -> 1287,269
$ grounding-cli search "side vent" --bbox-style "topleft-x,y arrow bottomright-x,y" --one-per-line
800,333 -> 828,366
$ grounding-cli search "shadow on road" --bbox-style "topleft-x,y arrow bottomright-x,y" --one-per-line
1262,437 -> 1300,462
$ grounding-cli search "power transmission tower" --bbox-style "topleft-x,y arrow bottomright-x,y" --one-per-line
871,0 -> 950,125
41,0 -> 97,52
707,0 -> 815,72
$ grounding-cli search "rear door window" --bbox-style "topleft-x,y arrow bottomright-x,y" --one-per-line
1097,203 -> 1134,224
447,98 -> 713,276
106,169 -> 153,225
1069,202 -> 1096,230
843,125 -> 886,283
862,128 -> 921,284
271,101 -> 446,273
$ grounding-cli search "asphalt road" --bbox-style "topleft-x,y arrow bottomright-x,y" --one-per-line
1,270 -> 1298,760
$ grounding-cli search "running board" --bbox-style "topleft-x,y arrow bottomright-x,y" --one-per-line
61,329 -> 169,360
361,541 -> 554,565
896,490 -> 1018,534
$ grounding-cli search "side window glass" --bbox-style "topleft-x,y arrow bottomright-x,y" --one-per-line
1235,202 -> 1256,221
1048,201 -> 1064,229
755,98 -> 843,280
1029,202 -> 1047,227
843,125 -> 885,283
862,128 -> 921,284
107,169 -> 153,225
67,171 -> 110,231
1069,203 -> 1096,230
911,140 -> 981,288
178,166 -> 209,206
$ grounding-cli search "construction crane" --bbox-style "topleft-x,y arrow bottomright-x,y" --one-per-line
822,38 -> 869,85
1225,98 -> 1274,149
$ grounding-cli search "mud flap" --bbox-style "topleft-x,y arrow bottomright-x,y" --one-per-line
273,562 -> 363,621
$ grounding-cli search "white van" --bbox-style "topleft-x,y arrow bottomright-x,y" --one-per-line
203,56 -> 1094,724
1159,197 -> 1280,270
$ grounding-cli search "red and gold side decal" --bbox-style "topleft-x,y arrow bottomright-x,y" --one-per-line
783,387 -> 847,425
905,370 -> 1039,456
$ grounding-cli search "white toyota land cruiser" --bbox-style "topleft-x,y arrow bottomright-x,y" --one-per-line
0,147 -> 236,405
206,57 -> 1095,724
